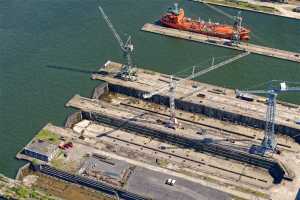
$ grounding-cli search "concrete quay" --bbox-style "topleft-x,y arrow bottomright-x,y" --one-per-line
141,23 -> 300,63
91,61 -> 300,141
32,124 -> 238,200
65,94 -> 293,183
44,123 -> 271,200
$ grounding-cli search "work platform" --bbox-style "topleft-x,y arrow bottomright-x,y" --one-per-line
91,61 -> 300,139
141,23 -> 300,63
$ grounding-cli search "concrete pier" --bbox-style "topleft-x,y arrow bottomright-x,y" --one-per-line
91,61 -> 300,142
141,23 -> 300,63
65,94 -> 293,183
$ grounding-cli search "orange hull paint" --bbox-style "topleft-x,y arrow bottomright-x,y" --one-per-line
160,7 -> 250,41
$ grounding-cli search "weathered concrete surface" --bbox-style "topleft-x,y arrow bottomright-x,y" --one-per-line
91,61 -> 300,142
125,167 -> 232,200
142,23 -> 300,63
65,95 -> 289,183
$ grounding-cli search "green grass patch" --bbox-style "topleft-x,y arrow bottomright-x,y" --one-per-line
50,153 -> 65,170
156,159 -> 169,167
51,159 -> 64,170
36,129 -> 60,144
14,186 -> 30,198
9,185 -> 58,200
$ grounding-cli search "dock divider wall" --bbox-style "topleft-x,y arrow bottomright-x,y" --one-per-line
107,83 -> 300,142
93,82 -> 109,99
65,111 -> 82,128
15,163 -> 30,181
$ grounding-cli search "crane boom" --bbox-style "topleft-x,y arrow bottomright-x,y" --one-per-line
201,1 -> 235,20
237,87 -> 300,95
98,6 -> 125,51
143,51 -> 250,129
143,51 -> 250,99
98,5 -> 136,81
180,51 -> 249,85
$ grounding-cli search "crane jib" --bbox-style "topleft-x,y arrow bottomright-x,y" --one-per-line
98,6 -> 125,49
144,51 -> 250,99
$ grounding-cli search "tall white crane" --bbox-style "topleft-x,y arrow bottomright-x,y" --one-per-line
143,51 -> 250,128
236,81 -> 300,152
98,5 -> 137,81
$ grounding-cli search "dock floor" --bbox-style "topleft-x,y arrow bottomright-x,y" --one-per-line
141,23 -> 300,63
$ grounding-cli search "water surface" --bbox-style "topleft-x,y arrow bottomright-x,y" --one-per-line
0,0 -> 299,177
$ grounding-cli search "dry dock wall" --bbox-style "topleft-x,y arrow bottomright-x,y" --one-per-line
101,83 -> 300,143
38,165 -> 147,200
62,82 -> 290,183
92,83 -> 109,99
79,110 -> 286,183
65,111 -> 82,128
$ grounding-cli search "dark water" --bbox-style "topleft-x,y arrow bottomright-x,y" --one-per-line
0,0 -> 299,178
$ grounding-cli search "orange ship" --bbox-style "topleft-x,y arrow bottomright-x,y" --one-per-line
160,4 -> 250,41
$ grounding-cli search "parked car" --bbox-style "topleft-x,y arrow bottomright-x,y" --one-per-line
58,142 -> 73,150
165,178 -> 176,186
293,7 -> 300,13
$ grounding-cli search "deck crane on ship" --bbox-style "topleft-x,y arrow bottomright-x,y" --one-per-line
98,5 -> 137,81
143,51 -> 250,129
236,81 -> 300,154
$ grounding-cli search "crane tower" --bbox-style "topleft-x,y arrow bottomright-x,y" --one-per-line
232,11 -> 243,45
143,51 -> 250,129
237,81 -> 300,152
98,5 -> 137,81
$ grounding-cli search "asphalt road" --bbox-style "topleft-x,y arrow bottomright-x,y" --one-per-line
125,167 -> 232,200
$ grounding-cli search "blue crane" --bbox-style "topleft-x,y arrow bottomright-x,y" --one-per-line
236,80 -> 300,152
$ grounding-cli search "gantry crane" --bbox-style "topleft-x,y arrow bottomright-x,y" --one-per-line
236,80 -> 300,152
143,51 -> 250,128
200,2 -> 244,44
98,5 -> 137,81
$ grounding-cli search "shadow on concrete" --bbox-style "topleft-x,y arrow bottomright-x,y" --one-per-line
96,112 -> 146,138
269,164 -> 285,184
154,20 -> 163,26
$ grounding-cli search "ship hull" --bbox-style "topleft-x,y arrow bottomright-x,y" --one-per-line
160,19 -> 250,41
159,5 -> 250,41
